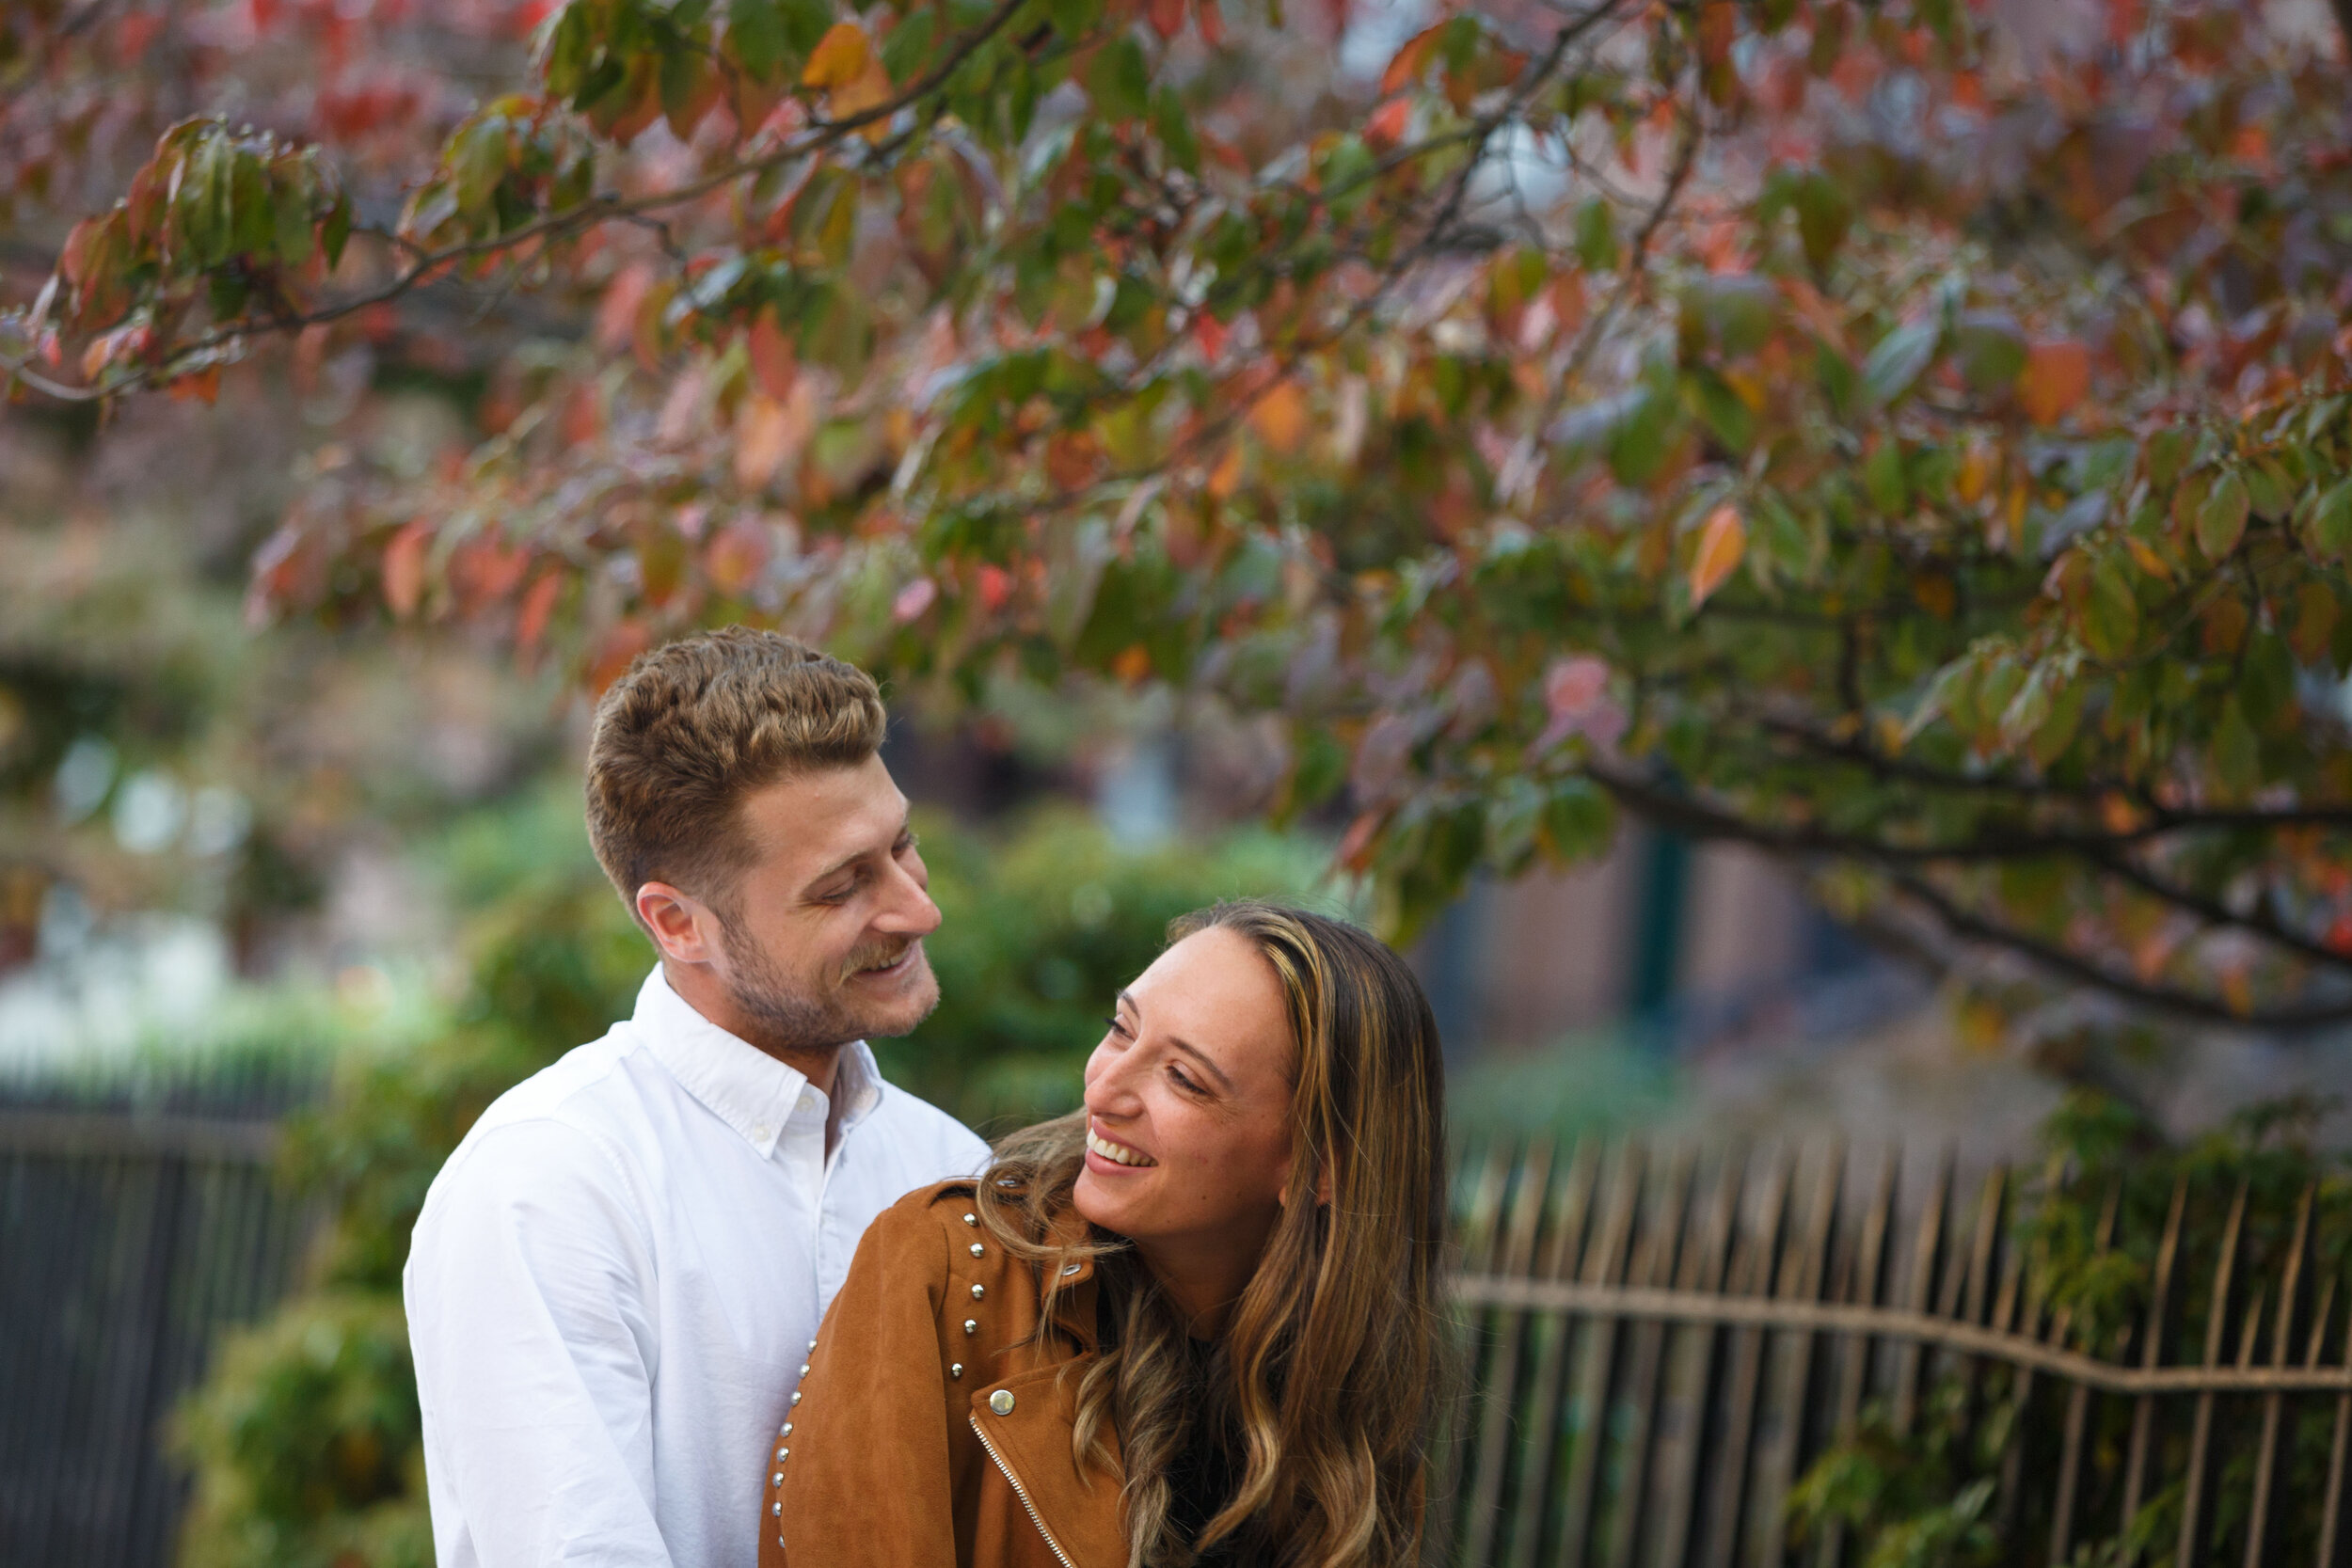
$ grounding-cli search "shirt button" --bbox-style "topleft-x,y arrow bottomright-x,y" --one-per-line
790,1391 -> 803,1405
799,1091 -> 816,1112
752,1123 -> 770,1142
799,1363 -> 811,1377
961,1212 -> 977,1226
963,1319 -> 978,1335
1062,1263 -> 1082,1276
969,1243 -> 985,1258
970,1284 -> 986,1301
989,1389 -> 1016,1416
771,1471 -> 784,1486
780,1423 -> 792,1437
949,1362 -> 963,1379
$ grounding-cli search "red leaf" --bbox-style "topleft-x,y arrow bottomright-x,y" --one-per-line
596,262 -> 656,351
749,309 -> 797,401
1196,0 -> 1225,45
1365,97 -> 1410,148
2018,340 -> 2090,426
589,620 -> 654,694
1148,0 -> 1186,40
1193,311 -> 1229,362
515,569 -> 563,659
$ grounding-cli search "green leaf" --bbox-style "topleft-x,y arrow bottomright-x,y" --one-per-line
1952,310 -> 2026,391
2310,479 -> 2352,560
544,3 -> 595,94
2145,427 -> 2191,491
1150,85 -> 1199,175
2195,470 -> 2250,560
271,183 -> 314,265
1573,198 -> 1617,271
1862,318 -> 1940,409
1540,777 -> 1615,863
451,119 -> 510,215
1087,35 -> 1150,121
322,194 -> 353,267
2029,682 -> 2087,768
2212,698 -> 2258,796
2082,557 -> 2138,658
880,8 -> 936,84
1863,439 -> 1908,514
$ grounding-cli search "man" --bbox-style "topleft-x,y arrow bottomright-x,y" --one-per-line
405,629 -> 990,1568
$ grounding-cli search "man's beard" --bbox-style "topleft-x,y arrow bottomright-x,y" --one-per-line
715,911 -> 936,1055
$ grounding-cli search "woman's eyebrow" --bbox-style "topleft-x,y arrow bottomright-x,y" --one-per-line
1118,990 -> 1236,1093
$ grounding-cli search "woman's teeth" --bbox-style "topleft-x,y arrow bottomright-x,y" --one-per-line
1087,1127 -> 1157,1167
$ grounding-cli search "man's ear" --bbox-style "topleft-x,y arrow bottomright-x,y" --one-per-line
636,881 -> 719,966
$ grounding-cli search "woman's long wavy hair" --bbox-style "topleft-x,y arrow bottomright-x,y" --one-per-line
977,900 -> 1448,1568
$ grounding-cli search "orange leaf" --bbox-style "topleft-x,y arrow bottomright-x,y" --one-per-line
1197,0 -> 1225,44
1689,504 -> 1746,608
1379,24 -> 1442,97
1249,381 -> 1309,454
1206,441 -> 1245,499
706,523 -> 771,597
802,23 -> 871,89
1149,0 -> 1186,39
830,55 -> 895,135
2018,340 -> 2090,426
1365,97 -> 1411,149
383,521 -> 432,619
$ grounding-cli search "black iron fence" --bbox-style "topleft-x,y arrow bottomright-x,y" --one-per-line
0,1066 -> 320,1568
1435,1138 -> 2352,1568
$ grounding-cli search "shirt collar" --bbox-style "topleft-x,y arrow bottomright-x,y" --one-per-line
630,967 -> 886,1159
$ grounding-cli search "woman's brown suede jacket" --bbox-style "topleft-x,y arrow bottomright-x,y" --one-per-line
758,1178 -> 1126,1568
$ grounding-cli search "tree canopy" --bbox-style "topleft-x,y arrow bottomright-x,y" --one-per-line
8,0 -> 2352,1027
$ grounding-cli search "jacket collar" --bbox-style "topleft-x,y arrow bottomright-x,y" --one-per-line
1025,1192 -> 1103,1351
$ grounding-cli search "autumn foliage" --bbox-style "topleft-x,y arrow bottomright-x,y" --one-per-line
8,0 -> 2352,1024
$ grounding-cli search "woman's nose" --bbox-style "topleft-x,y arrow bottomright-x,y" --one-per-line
1084,1048 -> 1147,1116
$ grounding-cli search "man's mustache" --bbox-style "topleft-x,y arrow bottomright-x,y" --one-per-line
840,940 -> 919,980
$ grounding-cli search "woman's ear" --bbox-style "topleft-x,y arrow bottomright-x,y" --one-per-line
1277,1161 -> 1334,1209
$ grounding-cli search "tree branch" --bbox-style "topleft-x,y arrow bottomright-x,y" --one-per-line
1887,872 -> 2352,1031
4,0 -> 1032,402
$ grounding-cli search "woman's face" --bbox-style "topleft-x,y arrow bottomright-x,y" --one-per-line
1072,926 -> 1297,1275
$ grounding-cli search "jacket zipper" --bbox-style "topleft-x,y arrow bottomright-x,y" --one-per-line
969,1412 -> 1080,1568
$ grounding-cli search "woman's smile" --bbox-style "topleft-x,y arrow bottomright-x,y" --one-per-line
1085,1120 -> 1158,1168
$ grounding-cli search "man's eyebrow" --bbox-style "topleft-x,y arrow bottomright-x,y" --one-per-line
1115,990 -> 1236,1094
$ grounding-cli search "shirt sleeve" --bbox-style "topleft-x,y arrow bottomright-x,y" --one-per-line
405,1118 -> 671,1568
764,1198 -> 960,1568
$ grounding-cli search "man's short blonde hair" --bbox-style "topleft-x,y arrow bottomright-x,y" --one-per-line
584,628 -> 887,917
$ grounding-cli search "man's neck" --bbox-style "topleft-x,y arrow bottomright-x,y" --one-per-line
661,960 -> 849,1100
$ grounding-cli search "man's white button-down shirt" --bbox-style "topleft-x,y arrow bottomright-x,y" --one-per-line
405,966 -> 990,1568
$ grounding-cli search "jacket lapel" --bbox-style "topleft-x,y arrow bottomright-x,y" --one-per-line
971,1363 -> 1126,1568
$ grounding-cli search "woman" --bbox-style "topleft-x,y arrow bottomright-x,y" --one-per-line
759,900 -> 1447,1568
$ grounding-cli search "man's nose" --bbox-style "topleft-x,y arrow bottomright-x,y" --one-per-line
873,859 -> 942,937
